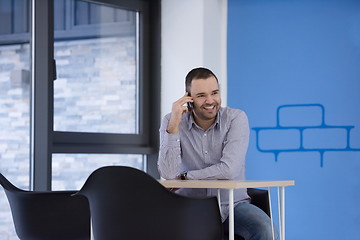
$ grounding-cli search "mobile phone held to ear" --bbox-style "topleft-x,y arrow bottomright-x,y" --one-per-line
187,93 -> 193,111
187,102 -> 193,111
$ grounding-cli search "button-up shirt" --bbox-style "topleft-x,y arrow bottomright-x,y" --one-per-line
158,107 -> 250,221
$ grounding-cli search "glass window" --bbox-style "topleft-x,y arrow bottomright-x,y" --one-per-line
52,153 -> 145,190
0,0 -> 158,239
53,1 -> 139,134
0,15 -> 30,240
52,0 -> 146,191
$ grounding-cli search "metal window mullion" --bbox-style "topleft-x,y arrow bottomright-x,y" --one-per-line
30,0 -> 54,191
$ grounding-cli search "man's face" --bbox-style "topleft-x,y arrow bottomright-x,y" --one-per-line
189,76 -> 221,122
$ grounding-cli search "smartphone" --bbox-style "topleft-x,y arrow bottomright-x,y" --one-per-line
187,102 -> 193,111
187,93 -> 193,111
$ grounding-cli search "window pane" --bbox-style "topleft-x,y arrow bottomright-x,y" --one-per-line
52,154 -> 145,190
0,44 -> 30,239
54,1 -> 138,134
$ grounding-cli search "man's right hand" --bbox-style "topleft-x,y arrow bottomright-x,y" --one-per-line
166,92 -> 193,134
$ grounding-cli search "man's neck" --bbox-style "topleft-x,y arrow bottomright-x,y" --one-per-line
193,114 -> 217,131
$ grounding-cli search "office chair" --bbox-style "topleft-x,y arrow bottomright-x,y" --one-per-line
76,166 -> 223,240
0,173 -> 90,240
247,188 -> 271,217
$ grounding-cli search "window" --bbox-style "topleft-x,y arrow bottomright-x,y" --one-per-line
52,153 -> 145,190
0,0 -> 160,237
0,1 -> 30,238
53,2 -> 138,134
51,0 -> 160,189
0,0 -> 29,44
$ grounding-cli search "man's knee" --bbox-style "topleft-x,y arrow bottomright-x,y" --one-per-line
233,203 -> 278,240
249,220 -> 276,240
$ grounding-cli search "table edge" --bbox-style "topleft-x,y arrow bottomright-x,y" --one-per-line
158,180 -> 295,189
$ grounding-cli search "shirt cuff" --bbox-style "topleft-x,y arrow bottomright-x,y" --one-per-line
186,171 -> 196,180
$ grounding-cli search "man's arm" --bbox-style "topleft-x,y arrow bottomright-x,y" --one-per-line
187,111 -> 250,180
157,115 -> 182,179
157,93 -> 193,179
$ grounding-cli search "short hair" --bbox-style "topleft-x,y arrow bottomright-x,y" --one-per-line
185,67 -> 219,93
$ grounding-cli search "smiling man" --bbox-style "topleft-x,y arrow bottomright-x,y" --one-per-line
158,67 -> 275,240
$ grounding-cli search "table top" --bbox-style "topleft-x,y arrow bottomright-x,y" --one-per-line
158,179 -> 295,189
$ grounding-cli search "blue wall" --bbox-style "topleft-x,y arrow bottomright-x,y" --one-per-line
227,0 -> 360,239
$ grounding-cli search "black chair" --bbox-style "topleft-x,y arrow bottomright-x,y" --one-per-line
0,173 -> 90,240
248,188 -> 271,217
76,166 -> 223,240
225,188 -> 271,240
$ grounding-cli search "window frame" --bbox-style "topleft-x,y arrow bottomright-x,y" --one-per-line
0,0 -> 29,45
31,0 -> 160,190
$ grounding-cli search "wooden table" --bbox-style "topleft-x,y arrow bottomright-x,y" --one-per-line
159,180 -> 295,240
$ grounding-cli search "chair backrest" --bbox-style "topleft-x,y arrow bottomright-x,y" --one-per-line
0,173 -> 90,240
247,188 -> 271,217
77,166 -> 223,240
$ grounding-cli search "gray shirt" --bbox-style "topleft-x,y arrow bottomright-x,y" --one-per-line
158,107 -> 250,221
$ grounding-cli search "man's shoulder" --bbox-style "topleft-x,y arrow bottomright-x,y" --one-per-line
219,107 -> 249,129
220,107 -> 246,119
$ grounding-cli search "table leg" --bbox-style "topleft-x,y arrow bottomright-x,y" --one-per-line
217,188 -> 222,212
278,187 -> 285,240
268,187 -> 275,240
229,189 -> 234,240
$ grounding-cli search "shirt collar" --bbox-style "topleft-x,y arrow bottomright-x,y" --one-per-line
187,107 -> 222,130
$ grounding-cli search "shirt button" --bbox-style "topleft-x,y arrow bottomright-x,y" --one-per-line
204,151 -> 208,154
176,139 -> 180,142
204,133 -> 207,137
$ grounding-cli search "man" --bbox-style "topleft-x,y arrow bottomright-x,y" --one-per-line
158,67 -> 275,240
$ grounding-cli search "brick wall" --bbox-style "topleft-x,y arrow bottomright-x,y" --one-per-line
0,43 -> 30,240
0,36 -> 140,239
54,36 -> 138,133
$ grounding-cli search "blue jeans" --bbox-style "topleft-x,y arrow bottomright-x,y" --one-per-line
223,202 -> 278,240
